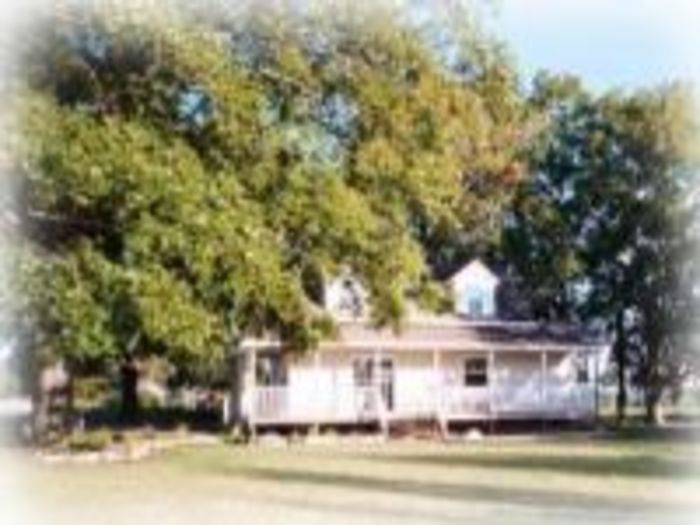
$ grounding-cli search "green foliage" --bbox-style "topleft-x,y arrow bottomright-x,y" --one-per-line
73,376 -> 112,408
65,428 -> 113,452
10,1 -> 525,384
505,72 -> 700,419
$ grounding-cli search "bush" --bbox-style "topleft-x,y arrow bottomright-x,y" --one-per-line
223,424 -> 246,445
66,428 -> 112,452
74,377 -> 112,409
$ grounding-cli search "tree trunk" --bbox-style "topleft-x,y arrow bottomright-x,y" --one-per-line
63,373 -> 76,433
645,388 -> 665,426
119,358 -> 140,425
28,350 -> 48,445
31,375 -> 50,445
642,320 -> 665,427
613,311 -> 627,425
226,354 -> 243,427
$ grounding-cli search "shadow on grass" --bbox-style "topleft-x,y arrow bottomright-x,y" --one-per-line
216,465 -> 673,513
369,450 -> 693,480
600,424 -> 699,443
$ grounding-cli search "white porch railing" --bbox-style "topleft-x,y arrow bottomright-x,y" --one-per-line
250,383 -> 595,423
440,386 -> 491,416
354,386 -> 382,420
254,386 -> 288,421
494,384 -> 595,416
252,384 -> 384,423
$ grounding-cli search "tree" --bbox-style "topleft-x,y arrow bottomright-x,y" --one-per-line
611,86 -> 700,424
504,72 -> 700,425
7,1 -> 525,432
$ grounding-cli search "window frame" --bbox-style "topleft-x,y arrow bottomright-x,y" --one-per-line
464,357 -> 489,387
468,295 -> 485,317
460,284 -> 493,318
575,355 -> 590,384
255,354 -> 288,387
337,278 -> 364,317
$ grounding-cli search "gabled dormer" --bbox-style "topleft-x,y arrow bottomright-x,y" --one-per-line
449,259 -> 500,319
323,271 -> 368,319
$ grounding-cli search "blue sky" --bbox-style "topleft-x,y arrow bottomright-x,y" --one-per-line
482,0 -> 700,93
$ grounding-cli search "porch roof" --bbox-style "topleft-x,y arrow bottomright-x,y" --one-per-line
239,318 -> 606,354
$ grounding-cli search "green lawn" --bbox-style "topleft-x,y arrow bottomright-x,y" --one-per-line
4,431 -> 700,525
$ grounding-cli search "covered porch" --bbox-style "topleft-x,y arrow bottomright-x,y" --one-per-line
231,341 -> 601,431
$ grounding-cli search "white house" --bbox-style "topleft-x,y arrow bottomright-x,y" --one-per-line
227,260 -> 608,434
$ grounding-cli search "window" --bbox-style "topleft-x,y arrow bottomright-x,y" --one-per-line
468,296 -> 484,317
575,355 -> 589,384
459,285 -> 494,318
335,278 -> 365,317
464,357 -> 488,386
256,354 -> 288,386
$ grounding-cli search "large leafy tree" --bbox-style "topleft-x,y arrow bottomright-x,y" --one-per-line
504,72 -> 700,424
7,1 -> 525,430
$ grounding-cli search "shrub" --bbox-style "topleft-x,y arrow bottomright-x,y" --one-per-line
223,424 -> 246,445
73,377 -> 112,409
66,428 -> 112,452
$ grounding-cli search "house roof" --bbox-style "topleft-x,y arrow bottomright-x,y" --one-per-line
238,258 -> 606,354
448,258 -> 500,288
240,314 -> 606,354
322,318 -> 604,353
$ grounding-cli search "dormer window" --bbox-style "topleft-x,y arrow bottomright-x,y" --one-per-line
450,260 -> 499,319
461,285 -> 492,318
324,273 -> 367,318
338,278 -> 364,316
468,293 -> 485,318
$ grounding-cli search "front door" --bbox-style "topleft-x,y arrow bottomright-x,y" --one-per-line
353,356 -> 395,415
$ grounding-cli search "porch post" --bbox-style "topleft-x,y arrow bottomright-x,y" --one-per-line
433,347 -> 446,436
375,347 -> 388,436
488,350 -> 495,434
314,350 -> 322,431
540,350 -> 547,430
249,347 -> 258,440
593,349 -> 600,426
540,351 -> 547,405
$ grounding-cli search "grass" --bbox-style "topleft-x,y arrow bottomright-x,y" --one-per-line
5,430 -> 700,525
